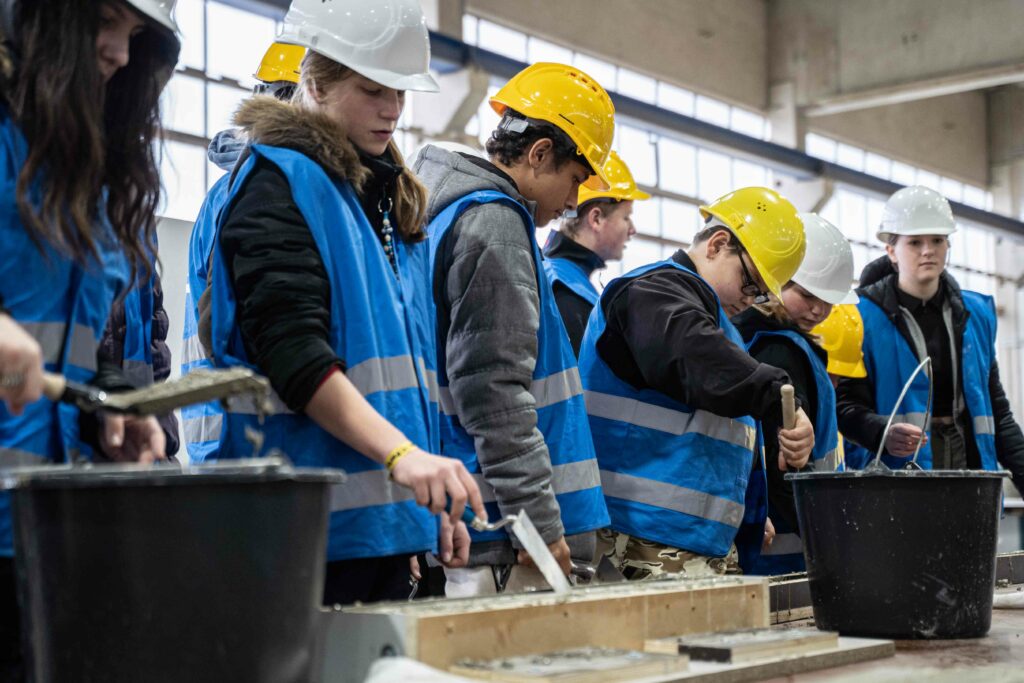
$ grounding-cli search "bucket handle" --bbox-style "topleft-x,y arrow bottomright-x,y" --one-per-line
872,356 -> 933,469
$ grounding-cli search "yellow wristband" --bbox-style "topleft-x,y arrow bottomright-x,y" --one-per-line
385,440 -> 416,473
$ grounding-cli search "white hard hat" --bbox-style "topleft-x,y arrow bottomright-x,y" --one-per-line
793,213 -> 858,306
277,0 -> 440,93
126,0 -> 178,34
877,185 -> 956,242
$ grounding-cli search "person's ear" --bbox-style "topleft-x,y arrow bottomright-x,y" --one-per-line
705,229 -> 731,260
526,138 -> 554,171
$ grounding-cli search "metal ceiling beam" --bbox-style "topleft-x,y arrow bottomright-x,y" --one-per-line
428,31 -> 1024,238
805,61 -> 1024,118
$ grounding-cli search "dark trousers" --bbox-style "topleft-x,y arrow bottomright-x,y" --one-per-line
0,558 -> 24,682
322,554 -> 413,606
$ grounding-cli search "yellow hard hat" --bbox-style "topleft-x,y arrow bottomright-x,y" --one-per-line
577,151 -> 651,206
254,42 -> 305,85
490,62 -> 616,191
699,187 -> 806,300
812,304 -> 867,378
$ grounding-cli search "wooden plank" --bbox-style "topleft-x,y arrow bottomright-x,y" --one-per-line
645,629 -> 838,663
343,577 -> 769,671
634,637 -> 894,683
450,648 -> 689,682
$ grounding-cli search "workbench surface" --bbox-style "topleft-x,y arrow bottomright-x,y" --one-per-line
764,607 -> 1024,682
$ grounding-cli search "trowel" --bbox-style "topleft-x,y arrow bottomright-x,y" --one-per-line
457,505 -> 572,595
42,367 -> 271,415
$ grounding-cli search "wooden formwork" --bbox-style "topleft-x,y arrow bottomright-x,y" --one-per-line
338,576 -> 769,672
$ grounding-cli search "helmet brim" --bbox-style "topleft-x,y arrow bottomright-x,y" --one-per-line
277,31 -> 441,93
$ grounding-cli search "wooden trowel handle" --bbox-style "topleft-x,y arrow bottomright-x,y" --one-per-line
781,384 -> 796,431
42,372 -> 66,402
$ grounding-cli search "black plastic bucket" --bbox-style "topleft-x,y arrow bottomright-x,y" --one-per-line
788,468 -> 1006,639
3,459 -> 343,683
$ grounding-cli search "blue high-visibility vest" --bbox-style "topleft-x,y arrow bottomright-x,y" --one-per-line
179,173 -> 232,462
543,256 -> 599,307
209,143 -> 439,561
741,329 -> 841,575
0,108 -> 128,554
122,264 -> 156,388
851,294 -> 998,471
426,190 -> 609,543
578,259 -> 757,558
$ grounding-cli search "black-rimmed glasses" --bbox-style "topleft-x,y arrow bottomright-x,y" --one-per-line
736,250 -> 770,304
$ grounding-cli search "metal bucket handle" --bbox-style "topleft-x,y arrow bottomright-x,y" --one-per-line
872,356 -> 933,469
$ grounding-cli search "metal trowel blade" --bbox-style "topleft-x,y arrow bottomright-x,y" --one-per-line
508,510 -> 572,595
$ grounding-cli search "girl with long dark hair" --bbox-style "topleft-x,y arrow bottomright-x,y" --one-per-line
0,1 -> 179,676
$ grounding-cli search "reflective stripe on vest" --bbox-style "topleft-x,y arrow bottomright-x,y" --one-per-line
470,459 -> 603,504
208,144 -> 438,560
0,447 -> 49,468
579,259 -> 756,558
426,189 -> 609,543
584,390 -> 756,450
438,367 -> 583,415
857,291 -> 998,471
542,257 -> 599,307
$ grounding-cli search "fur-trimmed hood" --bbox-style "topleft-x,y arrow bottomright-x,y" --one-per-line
232,96 -> 369,192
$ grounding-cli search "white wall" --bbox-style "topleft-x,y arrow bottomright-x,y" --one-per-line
157,216 -> 195,460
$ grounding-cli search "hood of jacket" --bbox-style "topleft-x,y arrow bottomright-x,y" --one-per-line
857,255 -> 969,329
413,144 -> 536,224
232,95 -> 368,192
207,128 -> 246,172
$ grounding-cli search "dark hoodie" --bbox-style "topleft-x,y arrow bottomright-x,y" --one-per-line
594,250 -> 796,427
836,256 -> 1024,492
733,307 -> 825,531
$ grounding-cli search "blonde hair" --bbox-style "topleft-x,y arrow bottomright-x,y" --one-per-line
295,51 -> 428,242
757,286 -> 824,345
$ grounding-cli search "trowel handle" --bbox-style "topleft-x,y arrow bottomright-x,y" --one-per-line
445,497 -> 490,532
42,372 -> 66,402
781,384 -> 796,431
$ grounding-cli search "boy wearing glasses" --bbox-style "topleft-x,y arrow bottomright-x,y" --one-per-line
577,187 -> 815,579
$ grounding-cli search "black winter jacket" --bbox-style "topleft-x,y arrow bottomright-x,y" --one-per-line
594,250 -> 796,426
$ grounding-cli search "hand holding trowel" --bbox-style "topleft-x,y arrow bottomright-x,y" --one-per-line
454,504 -> 573,595
42,367 -> 271,415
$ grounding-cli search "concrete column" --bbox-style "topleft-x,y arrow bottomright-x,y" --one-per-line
768,81 -> 806,150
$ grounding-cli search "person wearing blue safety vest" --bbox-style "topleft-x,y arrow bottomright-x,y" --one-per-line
0,0 -> 179,677
415,62 -> 615,596
836,186 -> 1024,492
579,187 -> 816,581
543,151 -> 647,356
813,305 -> 869,469
732,213 -> 858,575
200,0 -> 485,606
180,41 -> 303,463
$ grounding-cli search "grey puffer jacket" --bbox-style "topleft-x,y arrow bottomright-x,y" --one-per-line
415,145 -> 595,567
